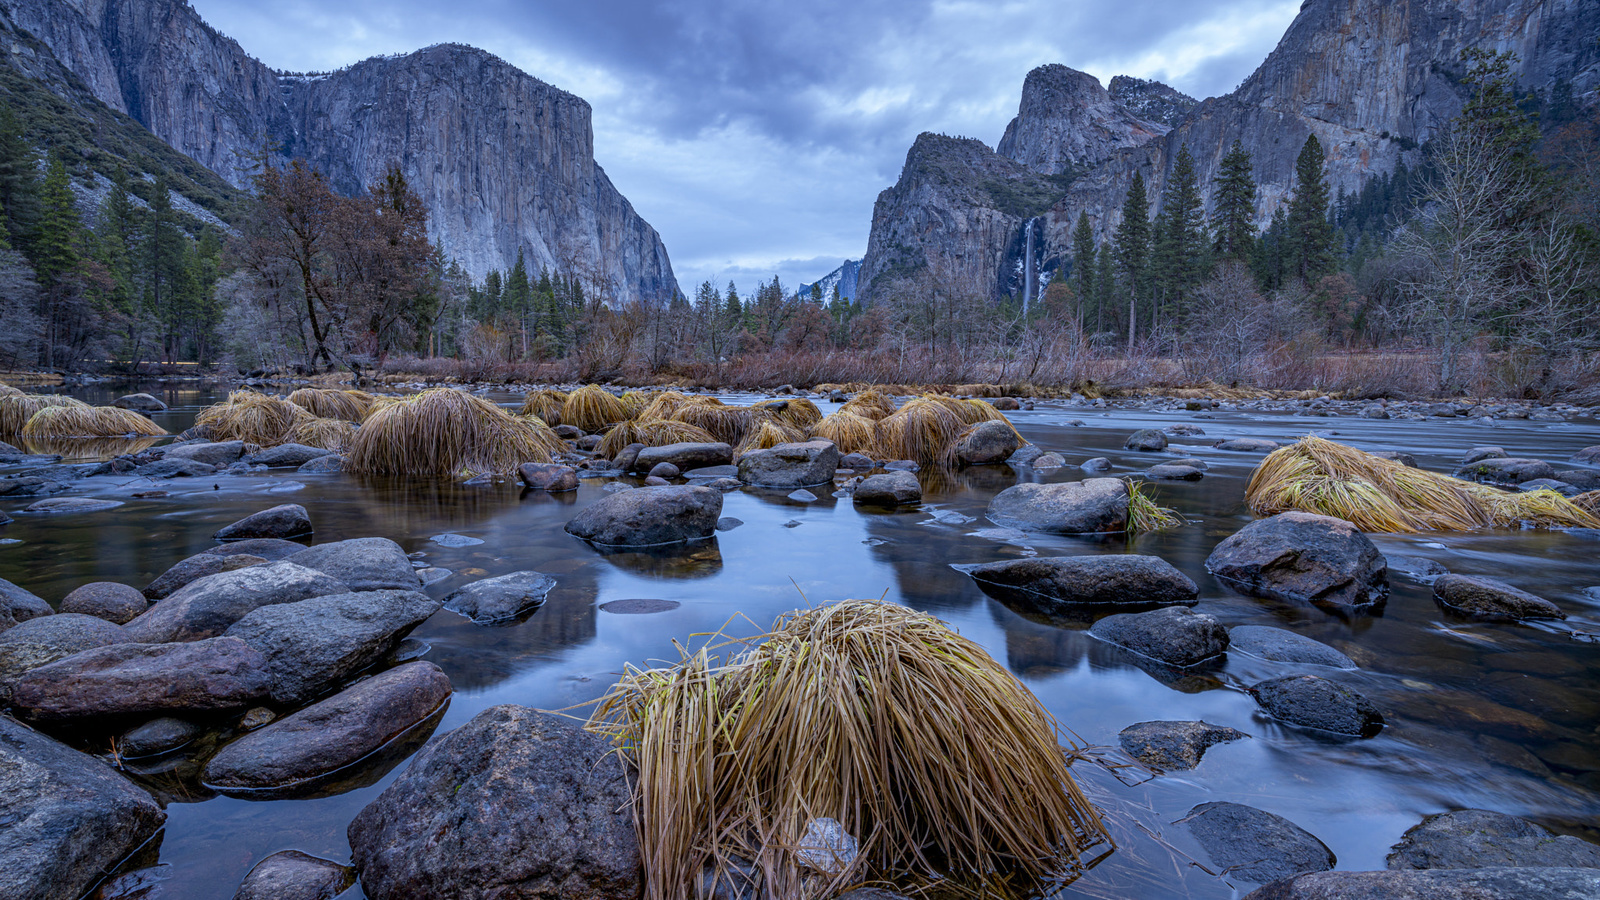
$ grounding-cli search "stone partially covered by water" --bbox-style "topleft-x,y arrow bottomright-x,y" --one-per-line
1431,574 -> 1565,622
1206,512 -> 1389,614
1242,868 -> 1600,900
986,478 -> 1128,534
1118,720 -> 1248,771
430,533 -> 484,547
286,538 -> 421,592
1182,801 -> 1335,884
443,571 -> 557,624
1252,674 -> 1384,737
1386,808 -> 1600,870
216,504 -> 313,541
1090,606 -> 1228,668
125,561 -> 349,643
232,850 -> 355,900
564,485 -> 722,547
956,555 -> 1197,615
1229,626 -> 1356,668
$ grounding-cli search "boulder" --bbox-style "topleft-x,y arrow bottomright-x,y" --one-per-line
142,552 -> 268,600
1090,606 -> 1228,667
205,661 -> 452,793
347,705 -> 641,900
1118,721 -> 1248,771
111,392 -> 167,412
1080,457 -> 1111,472
60,582 -> 148,624
1553,468 -> 1600,491
125,561 -> 349,643
443,572 -> 558,624
1228,626 -> 1355,668
647,462 -> 680,479
1571,446 -> 1600,466
1166,424 -> 1207,436
1206,512 -> 1389,613
1005,445 -> 1044,467
165,440 -> 248,466
1183,801 -> 1335,884
1252,674 -> 1384,737
1124,429 -> 1168,452
216,504 -> 313,541
298,453 -> 344,473
0,476 -> 68,498
0,577 -> 54,623
246,443 -> 335,468
286,537 -> 420,591
632,442 -> 733,473
0,614 -> 132,703
1386,809 -> 1600,870
611,443 -> 645,472
986,478 -> 1129,534
136,458 -> 218,478
1461,446 -> 1507,465
1033,452 -> 1066,468
852,471 -> 921,507
1242,867 -> 1600,900
9,636 -> 271,722
1146,463 -> 1204,480
1453,457 -> 1557,485
205,538 -> 308,561
225,589 -> 442,706
518,463 -> 579,492
951,421 -> 1021,466
738,440 -> 840,488
956,555 -> 1197,614
233,850 -> 355,900
1432,574 -> 1565,621
564,485 -> 722,547
120,716 -> 203,757
988,396 -> 1020,410
0,717 -> 167,900
1214,438 -> 1279,452
25,498 -> 124,514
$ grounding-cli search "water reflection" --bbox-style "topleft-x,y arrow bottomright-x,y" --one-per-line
21,435 -> 165,460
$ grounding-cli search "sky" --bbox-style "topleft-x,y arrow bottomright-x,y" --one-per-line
189,0 -> 1302,297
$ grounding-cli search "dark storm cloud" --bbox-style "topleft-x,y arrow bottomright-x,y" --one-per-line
191,0 -> 1301,293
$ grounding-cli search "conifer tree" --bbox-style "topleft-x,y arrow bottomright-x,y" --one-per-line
1093,242 -> 1115,337
1070,212 -> 1095,319
1212,140 -> 1257,260
1114,171 -> 1151,347
0,101 -> 39,252
1287,134 -> 1336,283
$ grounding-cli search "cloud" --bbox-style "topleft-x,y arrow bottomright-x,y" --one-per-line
190,0 -> 1300,296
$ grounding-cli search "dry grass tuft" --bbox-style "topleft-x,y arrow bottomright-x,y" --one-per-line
809,412 -> 879,457
1247,435 -> 1600,532
21,405 -> 167,439
563,385 -> 632,433
1574,491 -> 1599,515
671,401 -> 757,446
285,388 -> 379,422
0,384 -> 23,397
518,389 -> 570,425
754,397 -> 823,430
619,391 -> 654,420
636,390 -> 697,422
1127,481 -> 1182,534
345,387 -> 564,476
838,389 -> 896,421
597,418 -> 718,459
0,394 -> 89,434
285,416 -> 358,452
873,399 -> 967,468
22,435 -> 162,459
734,419 -> 807,457
952,383 -> 1004,398
588,599 -> 1108,900
195,392 -> 313,446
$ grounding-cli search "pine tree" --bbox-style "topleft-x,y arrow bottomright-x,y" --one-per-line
1070,212 -> 1095,325
504,249 -> 532,355
0,101 -> 40,253
142,177 -> 191,360
33,156 -> 80,288
1093,242 -> 1115,338
1114,171 -> 1151,348
1287,135 -> 1336,283
1212,140 -> 1257,260
724,281 -> 743,330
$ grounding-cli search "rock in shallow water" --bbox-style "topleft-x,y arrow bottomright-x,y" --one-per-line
120,716 -> 202,758
1124,429 -> 1168,451
564,485 -> 722,547
10,636 -> 271,722
986,478 -> 1128,534
1118,720 -> 1248,770
443,571 -> 557,623
951,421 -> 1020,466
25,497 -> 124,514
60,581 -> 149,623
245,443 -> 334,468
1242,867 -> 1600,900
233,850 -> 355,900
1182,801 -> 1335,883
286,537 -> 421,592
956,555 -> 1197,615
1386,808 -> 1600,870
852,471 -> 921,506
1252,674 -> 1383,737
215,503 -> 313,541
738,440 -> 840,488
1206,512 -> 1388,614
142,552 -> 268,600
1431,574 -> 1565,622
1090,606 -> 1228,667
1228,626 -> 1356,668
347,704 -> 640,900
125,561 -> 349,643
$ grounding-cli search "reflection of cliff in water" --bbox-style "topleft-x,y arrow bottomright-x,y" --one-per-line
416,566 -> 602,691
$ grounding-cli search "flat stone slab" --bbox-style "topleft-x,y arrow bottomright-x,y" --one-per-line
430,533 -> 484,547
443,572 -> 557,624
24,497 -> 124,513
1386,808 -> 1600,870
1183,801 -> 1335,884
599,598 -> 681,614
1229,626 -> 1356,668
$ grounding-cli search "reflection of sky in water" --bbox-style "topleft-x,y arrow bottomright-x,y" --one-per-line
3,383 -> 1598,898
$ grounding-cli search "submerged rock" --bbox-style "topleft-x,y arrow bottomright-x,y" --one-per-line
120,716 -> 203,758
216,504 -> 313,541
1242,867 -> 1600,899
1090,606 -> 1228,667
853,471 -> 922,506
986,478 -> 1128,534
0,716 -> 167,900
347,705 -> 640,900
233,850 -> 356,900
1118,720 -> 1248,770
738,440 -> 841,488
1228,626 -> 1356,668
25,497 -> 124,514
1432,574 -> 1565,622
125,561 -> 349,643
1214,438 -> 1280,452
1183,801 -> 1335,883
443,571 -> 557,623
1206,512 -> 1389,614
1252,674 -> 1384,737
564,485 -> 722,547
287,537 -> 421,592
1386,808 -> 1600,870
956,555 -> 1197,614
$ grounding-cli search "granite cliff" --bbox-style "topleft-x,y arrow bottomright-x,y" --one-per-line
0,0 -> 678,302
860,0 -> 1600,303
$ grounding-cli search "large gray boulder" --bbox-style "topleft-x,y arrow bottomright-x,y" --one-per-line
348,705 -> 641,900
1453,457 -> 1557,485
286,537 -> 421,592
852,471 -> 921,507
738,440 -> 840,488
142,552 -> 269,600
951,421 -> 1021,466
233,850 -> 355,900
216,504 -> 313,541
225,590 -> 442,706
0,577 -> 52,625
1252,674 -> 1384,737
1386,809 -> 1600,870
1228,626 -> 1356,668
443,572 -> 557,624
0,717 -> 167,900
1206,512 -> 1389,614
165,440 -> 248,466
1118,721 -> 1248,771
205,661 -> 452,793
1090,606 -> 1228,668
1124,429 -> 1168,452
986,478 -> 1129,534
9,637 -> 272,722
205,538 -> 309,561
631,442 -> 733,473
1242,867 -> 1600,900
1431,574 -> 1565,621
957,555 -> 1197,615
0,614 -> 131,699
564,485 -> 722,547
1184,801 -> 1335,884
124,561 -> 349,643
1572,446 -> 1600,466
111,392 -> 167,412
60,582 -> 148,624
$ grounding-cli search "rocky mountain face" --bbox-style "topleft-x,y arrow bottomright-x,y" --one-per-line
797,259 -> 861,303
0,0 -> 678,302
996,65 -> 1169,176
1107,76 -> 1197,127
860,0 -> 1600,304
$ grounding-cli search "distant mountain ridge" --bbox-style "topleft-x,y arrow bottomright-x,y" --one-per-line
0,0 -> 679,303
797,259 -> 861,303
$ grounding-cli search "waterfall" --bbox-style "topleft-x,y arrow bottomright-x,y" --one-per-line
1022,217 -> 1035,317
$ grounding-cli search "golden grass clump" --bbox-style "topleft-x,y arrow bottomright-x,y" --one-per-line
21,405 -> 167,439
596,419 -> 718,459
753,397 -> 823,430
285,416 -> 358,452
873,398 -> 967,468
670,401 -> 757,445
952,383 -> 1003,398
562,385 -> 632,433
635,390 -> 696,422
345,387 -> 564,477
0,394 -> 89,434
619,391 -> 654,419
285,388 -> 379,422
808,411 -> 878,457
518,389 -> 569,425
733,419 -> 807,457
1246,435 -> 1600,533
1574,491 -> 1599,515
194,391 -> 313,446
1127,481 -> 1182,534
588,600 -> 1108,900
0,384 -> 23,397
22,435 -> 162,459
838,388 -> 896,421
